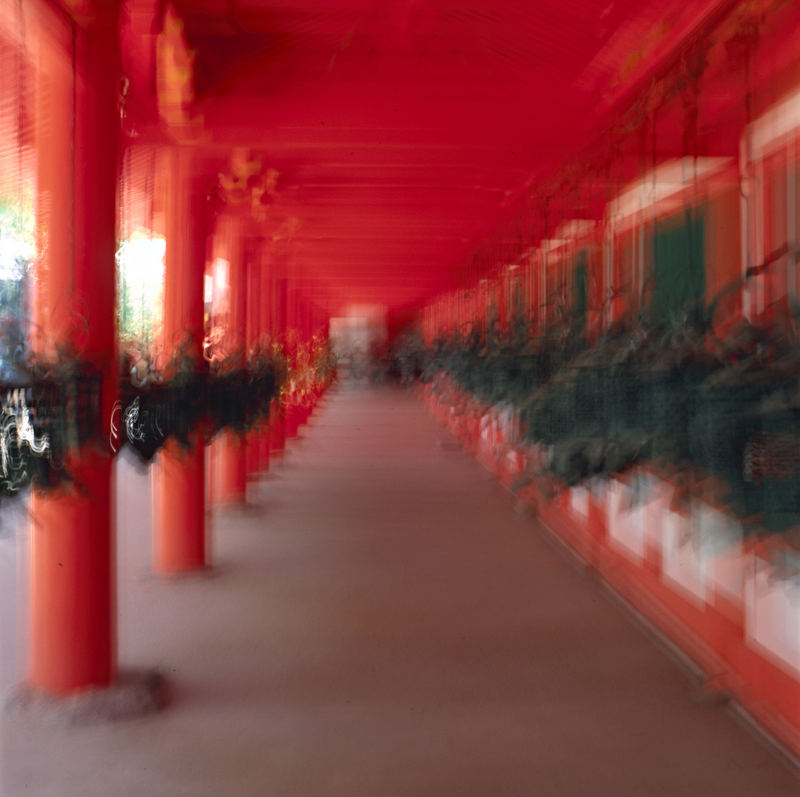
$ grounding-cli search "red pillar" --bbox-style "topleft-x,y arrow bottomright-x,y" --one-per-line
284,283 -> 301,439
270,273 -> 288,453
295,297 -> 307,427
152,148 -> 207,573
269,394 -> 286,455
256,243 -> 272,470
209,214 -> 247,504
28,3 -> 120,694
245,239 -> 263,475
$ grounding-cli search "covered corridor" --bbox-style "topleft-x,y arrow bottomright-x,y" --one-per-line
2,383 -> 798,795
2,0 -> 800,792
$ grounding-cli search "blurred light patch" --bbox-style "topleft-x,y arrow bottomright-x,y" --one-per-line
115,232 -> 166,344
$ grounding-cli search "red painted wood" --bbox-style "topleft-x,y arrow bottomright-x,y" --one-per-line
153,148 -> 208,573
209,214 -> 248,504
28,2 -> 120,694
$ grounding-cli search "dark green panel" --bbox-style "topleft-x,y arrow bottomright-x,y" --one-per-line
572,249 -> 588,331
653,210 -> 705,325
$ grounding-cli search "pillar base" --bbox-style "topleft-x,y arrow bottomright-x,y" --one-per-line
210,500 -> 266,517
5,668 -> 168,728
147,564 -> 221,583
209,431 -> 247,505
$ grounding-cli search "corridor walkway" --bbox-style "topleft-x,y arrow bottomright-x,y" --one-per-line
2,384 -> 798,795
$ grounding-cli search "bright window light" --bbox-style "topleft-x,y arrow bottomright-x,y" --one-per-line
0,199 -> 34,281
115,231 -> 166,343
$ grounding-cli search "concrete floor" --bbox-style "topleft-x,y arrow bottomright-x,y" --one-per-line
1,383 -> 798,796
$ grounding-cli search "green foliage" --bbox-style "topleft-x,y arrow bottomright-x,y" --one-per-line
426,294 -> 800,535
0,195 -> 34,380
0,193 -> 34,248
115,237 -> 165,347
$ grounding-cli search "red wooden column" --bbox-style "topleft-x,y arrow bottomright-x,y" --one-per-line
284,284 -> 300,439
256,243 -> 272,470
295,296 -> 309,426
152,148 -> 207,573
28,2 -> 120,694
245,238 -> 262,475
209,213 -> 248,504
270,273 -> 288,454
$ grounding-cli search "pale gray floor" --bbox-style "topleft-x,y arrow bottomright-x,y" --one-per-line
1,383 -> 798,796
0,490 -> 28,701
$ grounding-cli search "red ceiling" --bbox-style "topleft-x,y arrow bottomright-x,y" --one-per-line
127,0 -> 735,316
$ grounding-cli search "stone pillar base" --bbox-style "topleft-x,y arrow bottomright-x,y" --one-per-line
5,668 -> 169,728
